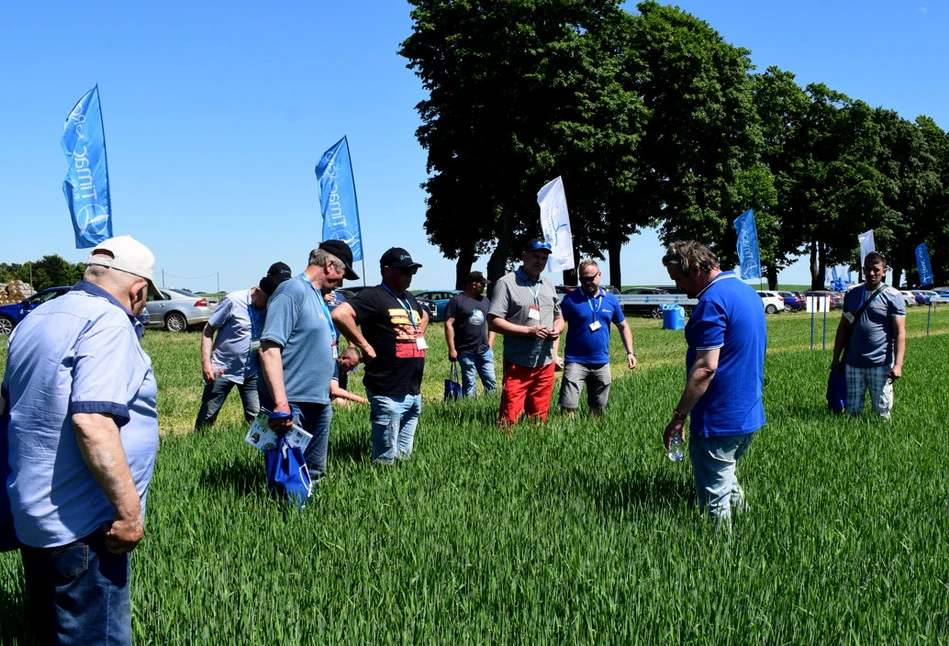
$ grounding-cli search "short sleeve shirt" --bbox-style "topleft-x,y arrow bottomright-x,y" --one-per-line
208,288 -> 266,384
3,282 -> 159,548
488,270 -> 561,367
348,286 -> 426,396
685,272 -> 766,437
445,292 -> 490,355
843,284 -> 906,368
560,289 -> 625,364
260,275 -> 335,404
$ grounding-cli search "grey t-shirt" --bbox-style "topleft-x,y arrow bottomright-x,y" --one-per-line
843,284 -> 905,368
488,270 -> 561,367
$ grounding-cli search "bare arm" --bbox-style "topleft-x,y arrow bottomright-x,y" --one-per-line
488,314 -> 551,339
488,330 -> 496,348
332,302 -> 376,362
444,316 -> 458,360
663,348 -> 720,449
72,412 -> 143,554
200,323 -> 218,383
259,341 -> 292,430
330,380 -> 368,405
418,307 -> 429,336
616,320 -> 637,370
891,316 -> 906,379
831,317 -> 851,369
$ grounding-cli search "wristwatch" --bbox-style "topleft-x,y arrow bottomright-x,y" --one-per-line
672,409 -> 687,421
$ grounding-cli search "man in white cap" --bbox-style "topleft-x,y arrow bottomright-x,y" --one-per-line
1,235 -> 159,645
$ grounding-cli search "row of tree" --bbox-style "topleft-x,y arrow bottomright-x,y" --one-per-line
0,256 -> 86,293
400,0 -> 949,289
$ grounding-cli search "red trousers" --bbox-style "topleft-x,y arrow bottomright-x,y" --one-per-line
499,360 -> 556,428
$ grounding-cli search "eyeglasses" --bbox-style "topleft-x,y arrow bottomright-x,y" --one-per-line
579,273 -> 600,283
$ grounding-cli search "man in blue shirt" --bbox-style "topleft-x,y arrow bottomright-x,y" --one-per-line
259,240 -> 358,483
831,251 -> 906,419
557,259 -> 636,416
661,241 -> 766,529
194,261 -> 292,430
1,235 -> 160,644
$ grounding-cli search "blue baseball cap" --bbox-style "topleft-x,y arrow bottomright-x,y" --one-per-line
523,237 -> 552,253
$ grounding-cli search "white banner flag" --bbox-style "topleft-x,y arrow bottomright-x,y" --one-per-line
537,176 -> 575,273
858,229 -> 875,267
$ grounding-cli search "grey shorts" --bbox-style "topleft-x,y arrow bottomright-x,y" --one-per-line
558,362 -> 612,410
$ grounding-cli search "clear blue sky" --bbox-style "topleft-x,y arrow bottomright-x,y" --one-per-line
2,1 -> 946,292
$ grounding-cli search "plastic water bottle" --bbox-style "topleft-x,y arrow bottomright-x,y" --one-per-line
667,434 -> 684,462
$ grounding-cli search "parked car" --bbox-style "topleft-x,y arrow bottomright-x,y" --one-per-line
0,285 -> 72,335
898,290 -> 917,307
912,289 -> 940,305
144,288 -> 216,332
619,287 -> 668,319
757,290 -> 785,314
413,290 -> 461,322
803,290 -> 842,310
779,291 -> 806,312
415,296 -> 438,320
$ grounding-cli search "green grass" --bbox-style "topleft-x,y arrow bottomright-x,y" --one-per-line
2,308 -> 949,643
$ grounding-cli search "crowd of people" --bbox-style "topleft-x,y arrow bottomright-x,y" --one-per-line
0,235 -> 906,644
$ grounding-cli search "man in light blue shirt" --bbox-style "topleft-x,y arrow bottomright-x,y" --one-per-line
1,235 -> 160,645
194,262 -> 292,430
259,240 -> 358,482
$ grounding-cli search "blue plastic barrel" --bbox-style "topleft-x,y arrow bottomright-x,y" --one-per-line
661,304 -> 685,330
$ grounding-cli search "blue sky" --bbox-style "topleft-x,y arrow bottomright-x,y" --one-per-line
1,1 -> 945,292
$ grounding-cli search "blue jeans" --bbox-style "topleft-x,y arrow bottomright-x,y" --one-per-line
20,529 -> 132,645
366,389 -> 422,465
689,433 -> 753,529
458,348 -> 497,397
258,389 -> 332,482
194,373 -> 260,430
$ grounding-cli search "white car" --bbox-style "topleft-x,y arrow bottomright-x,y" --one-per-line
898,290 -> 917,307
756,290 -> 784,314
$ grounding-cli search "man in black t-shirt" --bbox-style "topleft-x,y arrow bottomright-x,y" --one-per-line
332,247 -> 429,465
445,271 -> 497,397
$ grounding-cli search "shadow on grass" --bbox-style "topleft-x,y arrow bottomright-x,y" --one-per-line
0,573 -> 33,645
199,455 -> 265,497
330,432 -> 370,466
570,467 -> 695,516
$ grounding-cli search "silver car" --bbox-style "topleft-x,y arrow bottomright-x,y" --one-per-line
145,288 -> 217,332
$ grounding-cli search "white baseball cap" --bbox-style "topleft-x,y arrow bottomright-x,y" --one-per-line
86,235 -> 160,297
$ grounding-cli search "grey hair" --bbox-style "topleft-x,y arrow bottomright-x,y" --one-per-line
83,262 -> 141,291
308,248 -> 346,272
661,241 -> 719,275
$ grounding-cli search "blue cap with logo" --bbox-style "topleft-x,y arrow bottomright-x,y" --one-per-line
523,237 -> 552,253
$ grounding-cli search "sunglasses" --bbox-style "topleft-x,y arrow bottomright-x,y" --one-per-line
579,273 -> 600,283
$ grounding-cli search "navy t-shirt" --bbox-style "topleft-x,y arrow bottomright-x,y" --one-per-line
685,272 -> 766,437
559,289 -> 625,364
445,292 -> 490,355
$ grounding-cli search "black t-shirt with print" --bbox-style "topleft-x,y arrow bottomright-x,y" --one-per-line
445,292 -> 490,355
349,286 -> 426,396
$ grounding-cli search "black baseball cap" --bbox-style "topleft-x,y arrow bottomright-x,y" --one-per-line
319,240 -> 359,280
466,271 -> 489,284
380,247 -> 422,270
259,261 -> 293,295
523,237 -> 552,253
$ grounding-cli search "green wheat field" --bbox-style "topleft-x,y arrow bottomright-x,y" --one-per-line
2,307 -> 948,644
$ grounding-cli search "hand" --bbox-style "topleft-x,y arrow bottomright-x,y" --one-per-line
103,518 -> 144,555
449,349 -> 458,361
528,325 -> 549,339
889,365 -> 902,381
267,407 -> 294,433
663,419 -> 685,451
627,354 -> 637,370
554,356 -> 564,372
547,327 -> 561,340
830,358 -> 840,371
361,344 -> 377,363
202,364 -> 218,384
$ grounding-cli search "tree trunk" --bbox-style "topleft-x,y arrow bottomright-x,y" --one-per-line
766,265 -> 778,290
486,207 -> 510,300
608,235 -> 623,289
809,239 -> 820,289
454,245 -> 477,291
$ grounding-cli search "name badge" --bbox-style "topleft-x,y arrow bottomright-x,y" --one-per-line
250,337 -> 261,351
589,321 -> 602,332
332,343 -> 339,360
417,337 -> 429,350
528,306 -> 541,321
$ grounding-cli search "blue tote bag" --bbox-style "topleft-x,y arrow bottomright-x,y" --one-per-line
265,435 -> 312,509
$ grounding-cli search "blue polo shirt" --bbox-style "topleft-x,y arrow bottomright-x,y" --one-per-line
3,281 -> 159,548
208,288 -> 266,383
685,272 -> 766,437
260,275 -> 334,404
560,288 -> 625,364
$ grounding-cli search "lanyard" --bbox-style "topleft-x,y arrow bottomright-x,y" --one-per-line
516,269 -> 540,306
381,284 -> 418,330
586,292 -> 602,314
302,274 -> 338,342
